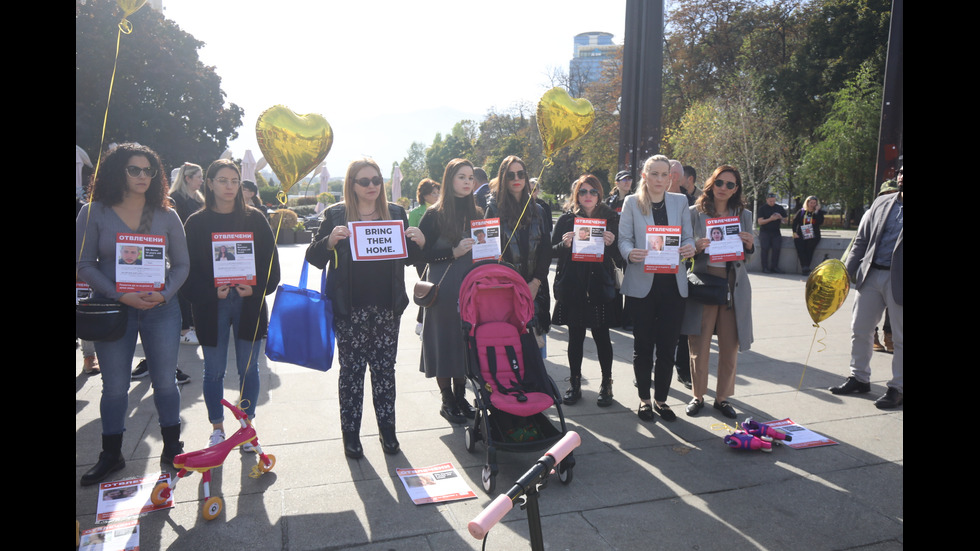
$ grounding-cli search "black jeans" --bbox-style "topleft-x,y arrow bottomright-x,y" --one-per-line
567,325 -> 613,381
630,275 -> 685,402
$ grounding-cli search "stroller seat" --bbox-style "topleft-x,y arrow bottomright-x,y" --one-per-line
476,321 -> 553,417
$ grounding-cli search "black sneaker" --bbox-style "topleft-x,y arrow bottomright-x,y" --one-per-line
131,359 -> 149,379
176,369 -> 190,385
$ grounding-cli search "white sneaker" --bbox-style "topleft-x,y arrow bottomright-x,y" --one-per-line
208,429 -> 225,448
241,442 -> 257,453
181,330 -> 199,345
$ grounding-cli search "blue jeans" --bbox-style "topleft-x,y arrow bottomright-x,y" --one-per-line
94,298 -> 182,435
202,292 -> 262,423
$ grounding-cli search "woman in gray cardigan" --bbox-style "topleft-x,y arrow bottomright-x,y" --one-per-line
682,165 -> 754,419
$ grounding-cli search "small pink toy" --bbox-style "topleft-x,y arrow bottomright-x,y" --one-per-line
742,417 -> 793,442
724,431 -> 772,452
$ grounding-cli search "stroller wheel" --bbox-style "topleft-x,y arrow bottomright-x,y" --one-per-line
464,426 -> 477,452
482,464 -> 496,494
557,461 -> 573,485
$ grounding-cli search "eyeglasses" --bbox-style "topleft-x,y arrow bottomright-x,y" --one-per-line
125,165 -> 157,178
214,177 -> 241,186
505,170 -> 526,182
578,188 -> 600,197
714,179 -> 737,190
354,176 -> 384,187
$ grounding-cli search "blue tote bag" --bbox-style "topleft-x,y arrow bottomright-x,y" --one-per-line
266,260 -> 335,371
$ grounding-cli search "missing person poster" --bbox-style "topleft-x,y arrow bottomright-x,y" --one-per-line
211,232 -> 257,286
644,225 -> 681,273
572,217 -> 605,262
471,218 -> 501,262
705,216 -> 744,262
115,233 -> 166,292
348,220 -> 408,261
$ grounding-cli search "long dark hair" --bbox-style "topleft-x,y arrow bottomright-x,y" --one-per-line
494,155 -> 533,228
696,165 -> 744,217
91,143 -> 169,208
432,158 -> 481,244
203,159 -> 249,216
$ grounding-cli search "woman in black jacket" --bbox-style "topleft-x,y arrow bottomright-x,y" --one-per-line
551,174 -> 621,406
306,158 -> 424,459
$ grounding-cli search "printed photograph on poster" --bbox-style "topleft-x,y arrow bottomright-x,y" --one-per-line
759,418 -> 838,449
572,217 -> 605,262
644,225 -> 681,273
396,462 -> 477,505
471,218 -> 501,262
115,233 -> 166,292
76,281 -> 92,304
348,220 -> 408,261
706,216 -> 744,262
96,473 -> 172,522
79,519 -> 140,551
211,232 -> 257,286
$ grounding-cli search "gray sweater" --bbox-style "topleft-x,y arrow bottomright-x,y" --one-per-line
75,202 -> 189,302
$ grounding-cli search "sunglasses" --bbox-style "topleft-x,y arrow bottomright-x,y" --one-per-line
125,165 -> 157,178
714,179 -> 737,190
505,170 -> 526,182
578,188 -> 600,197
354,176 -> 384,188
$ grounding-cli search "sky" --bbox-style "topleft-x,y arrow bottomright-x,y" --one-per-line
158,0 -> 628,181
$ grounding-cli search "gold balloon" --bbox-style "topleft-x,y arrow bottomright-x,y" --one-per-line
116,0 -> 147,17
255,106 -> 333,194
537,87 -> 595,159
805,259 -> 850,324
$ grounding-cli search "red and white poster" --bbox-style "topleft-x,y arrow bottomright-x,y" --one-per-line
643,225 -> 681,274
96,473 -> 172,522
348,220 -> 408,261
211,232 -> 257,286
396,462 -> 477,505
115,233 -> 166,292
471,218 -> 501,262
572,217 -> 605,262
706,216 -> 744,262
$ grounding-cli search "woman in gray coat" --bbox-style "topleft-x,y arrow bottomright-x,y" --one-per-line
682,165 -> 754,419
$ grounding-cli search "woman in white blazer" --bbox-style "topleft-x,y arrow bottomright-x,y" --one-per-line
618,155 -> 696,423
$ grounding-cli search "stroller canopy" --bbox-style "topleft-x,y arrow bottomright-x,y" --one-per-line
459,263 -> 534,335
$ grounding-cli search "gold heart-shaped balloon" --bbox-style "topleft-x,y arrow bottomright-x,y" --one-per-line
255,105 -> 333,194
116,0 -> 147,17
805,259 -> 850,324
537,87 -> 595,159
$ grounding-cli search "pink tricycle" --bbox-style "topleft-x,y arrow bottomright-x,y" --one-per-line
151,399 -> 276,520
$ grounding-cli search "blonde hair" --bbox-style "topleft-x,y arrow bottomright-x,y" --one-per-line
342,158 -> 390,221
171,162 -> 204,203
635,155 -> 670,216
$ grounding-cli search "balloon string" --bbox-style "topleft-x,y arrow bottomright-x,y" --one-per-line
496,163 -> 547,264
798,324 -> 827,390
239,191 -> 289,411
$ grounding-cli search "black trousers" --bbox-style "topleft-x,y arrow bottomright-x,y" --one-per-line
629,275 -> 685,402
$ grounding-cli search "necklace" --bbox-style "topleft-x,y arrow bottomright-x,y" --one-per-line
651,199 -> 666,211
358,208 -> 377,218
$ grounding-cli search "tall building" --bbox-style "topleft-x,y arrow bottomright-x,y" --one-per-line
568,32 -> 618,96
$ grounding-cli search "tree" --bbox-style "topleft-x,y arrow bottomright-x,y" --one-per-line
76,0 -> 244,171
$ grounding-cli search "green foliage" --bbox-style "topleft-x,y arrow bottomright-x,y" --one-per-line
75,0 -> 243,170
317,192 -> 335,204
269,209 -> 299,231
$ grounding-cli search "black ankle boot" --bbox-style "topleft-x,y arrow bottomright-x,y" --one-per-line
563,376 -> 582,405
342,431 -> 363,459
454,383 -> 476,419
597,378 -> 614,408
160,424 -> 184,469
440,387 -> 466,424
379,426 -> 400,455
81,434 -> 125,486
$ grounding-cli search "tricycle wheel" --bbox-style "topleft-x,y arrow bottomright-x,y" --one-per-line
202,496 -> 223,521
150,482 -> 171,506
260,454 -> 276,473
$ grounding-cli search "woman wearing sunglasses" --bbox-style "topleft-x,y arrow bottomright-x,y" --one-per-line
418,159 -> 482,424
75,143 -> 189,485
551,174 -> 622,407
619,155 -> 696,422
682,165 -> 754,420
182,159 -> 280,450
307,158 -> 425,459
485,156 -> 553,354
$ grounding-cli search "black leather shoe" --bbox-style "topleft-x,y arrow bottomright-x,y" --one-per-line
342,432 -> 363,459
829,376 -> 871,395
686,398 -> 704,417
563,387 -> 582,405
596,379 -> 614,408
81,434 -> 125,487
713,401 -> 737,419
637,403 -> 655,422
874,387 -> 903,409
379,427 -> 400,455
654,402 -> 677,422
676,372 -> 693,390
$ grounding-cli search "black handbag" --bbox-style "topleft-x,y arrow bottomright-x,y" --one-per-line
687,271 -> 729,305
76,298 -> 128,341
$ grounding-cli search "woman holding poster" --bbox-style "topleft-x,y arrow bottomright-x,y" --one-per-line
307,158 -> 425,459
619,155 -> 696,423
183,159 -> 280,450
792,195 -> 825,274
75,143 -> 189,485
418,158 -> 482,424
682,165 -> 754,420
485,156 -> 553,353
551,174 -> 621,407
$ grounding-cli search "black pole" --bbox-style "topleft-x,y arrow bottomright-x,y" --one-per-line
619,0 -> 664,180
875,0 -> 903,193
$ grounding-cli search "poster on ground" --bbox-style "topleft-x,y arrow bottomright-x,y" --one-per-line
396,462 -> 477,505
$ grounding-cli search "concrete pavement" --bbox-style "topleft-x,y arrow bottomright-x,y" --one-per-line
76,241 -> 902,550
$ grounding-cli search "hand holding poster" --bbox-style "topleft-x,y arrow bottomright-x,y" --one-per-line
348,220 -> 408,261
115,233 -> 166,292
211,232 -> 257,286
644,225 -> 681,273
706,216 -> 744,262
572,217 -> 605,262
471,218 -> 501,262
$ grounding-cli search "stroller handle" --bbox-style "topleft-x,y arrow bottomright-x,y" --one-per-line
468,431 -> 581,539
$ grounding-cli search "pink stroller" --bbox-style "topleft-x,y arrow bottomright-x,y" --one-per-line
458,261 -> 574,494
